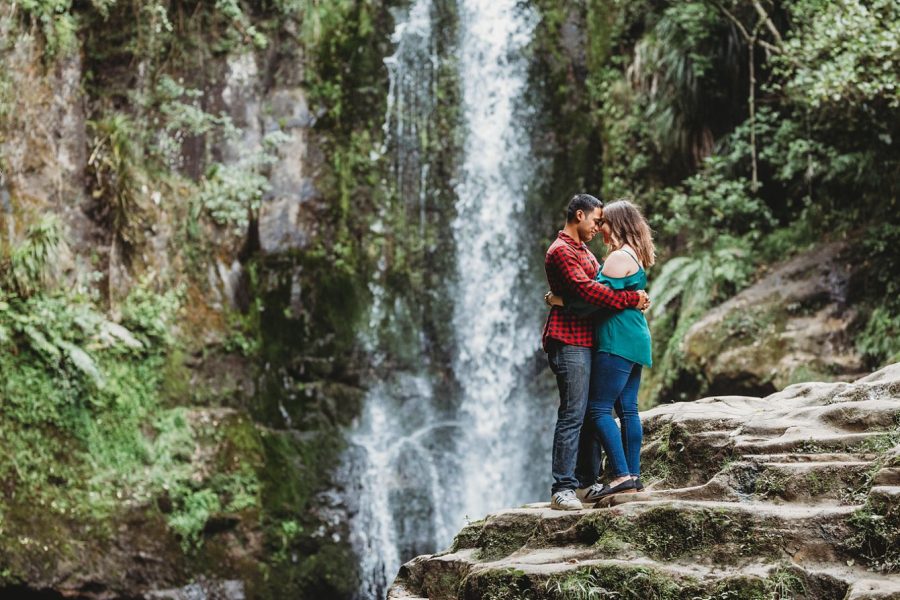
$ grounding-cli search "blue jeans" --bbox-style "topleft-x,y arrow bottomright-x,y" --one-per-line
547,342 -> 602,493
588,352 -> 643,478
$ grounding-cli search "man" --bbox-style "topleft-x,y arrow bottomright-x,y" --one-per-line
543,194 -> 650,510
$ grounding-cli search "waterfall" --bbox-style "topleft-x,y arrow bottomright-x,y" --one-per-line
344,1 -> 544,598
345,3 -> 449,599
451,0 -> 539,524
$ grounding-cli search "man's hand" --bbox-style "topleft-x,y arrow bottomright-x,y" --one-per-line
636,290 -> 651,311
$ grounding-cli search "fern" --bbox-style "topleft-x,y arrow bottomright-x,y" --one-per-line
2,214 -> 63,297
87,114 -> 145,251
646,236 -> 754,402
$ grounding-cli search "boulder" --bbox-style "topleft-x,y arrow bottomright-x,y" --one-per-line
680,241 -> 867,399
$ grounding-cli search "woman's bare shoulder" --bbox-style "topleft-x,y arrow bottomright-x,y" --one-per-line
601,250 -> 637,277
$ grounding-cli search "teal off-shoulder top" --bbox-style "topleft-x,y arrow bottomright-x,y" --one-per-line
563,260 -> 652,368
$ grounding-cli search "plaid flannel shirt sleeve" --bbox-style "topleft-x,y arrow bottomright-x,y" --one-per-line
548,246 -> 640,310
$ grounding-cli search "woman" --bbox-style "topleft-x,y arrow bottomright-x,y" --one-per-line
547,199 -> 655,499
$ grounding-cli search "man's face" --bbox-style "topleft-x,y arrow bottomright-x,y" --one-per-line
576,207 -> 604,243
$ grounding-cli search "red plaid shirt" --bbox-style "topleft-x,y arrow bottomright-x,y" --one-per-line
542,231 -> 641,350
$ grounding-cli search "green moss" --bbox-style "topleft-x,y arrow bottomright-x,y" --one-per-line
451,519 -> 487,552
449,517 -> 537,562
462,568 -> 534,600
638,507 -> 771,561
641,421 -> 733,489
544,564 -> 693,600
804,470 -> 832,498
754,468 -> 791,500
540,563 -> 813,600
593,530 -> 626,555
846,480 -> 900,572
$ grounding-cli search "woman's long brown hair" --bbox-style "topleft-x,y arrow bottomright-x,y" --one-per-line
604,199 -> 656,268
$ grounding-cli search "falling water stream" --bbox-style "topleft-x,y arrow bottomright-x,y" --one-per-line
344,2 -> 543,598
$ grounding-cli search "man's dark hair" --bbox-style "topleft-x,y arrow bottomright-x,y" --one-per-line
566,194 -> 603,222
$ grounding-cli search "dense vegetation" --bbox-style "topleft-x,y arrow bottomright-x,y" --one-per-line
529,0 -> 899,404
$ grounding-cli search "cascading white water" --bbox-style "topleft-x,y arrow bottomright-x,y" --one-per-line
451,0 -> 539,519
346,3 -> 453,599
345,1 -> 544,598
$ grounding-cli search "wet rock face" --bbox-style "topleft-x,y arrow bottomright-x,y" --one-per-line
0,30 -> 99,265
679,241 -> 867,399
216,52 -> 320,258
389,364 -> 900,599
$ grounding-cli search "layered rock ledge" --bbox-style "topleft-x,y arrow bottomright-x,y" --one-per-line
389,364 -> 900,599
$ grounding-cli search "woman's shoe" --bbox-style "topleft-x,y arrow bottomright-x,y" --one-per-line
632,476 -> 644,491
592,478 -> 636,502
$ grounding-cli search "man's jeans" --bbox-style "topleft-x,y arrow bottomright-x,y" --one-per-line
547,341 -> 601,493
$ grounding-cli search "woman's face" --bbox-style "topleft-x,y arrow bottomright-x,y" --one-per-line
600,220 -> 614,246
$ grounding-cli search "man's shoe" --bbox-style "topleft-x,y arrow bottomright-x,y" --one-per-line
576,481 -> 606,504
592,478 -> 636,503
551,489 -> 583,510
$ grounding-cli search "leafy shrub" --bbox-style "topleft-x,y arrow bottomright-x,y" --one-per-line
775,0 -> 900,110
197,131 -> 288,233
19,0 -> 78,57
657,156 -> 774,250
645,235 -> 756,403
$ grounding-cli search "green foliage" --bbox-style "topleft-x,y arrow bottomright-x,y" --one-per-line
87,114 -> 145,250
857,307 -> 900,367
657,157 -> 774,249
630,2 -> 739,169
848,500 -> 900,572
151,75 -> 241,167
197,131 -> 287,234
645,236 -> 755,402
19,0 -> 78,57
854,223 -> 900,367
1,214 -> 62,298
214,0 -> 267,49
776,0 -> 900,110
0,276 -> 261,552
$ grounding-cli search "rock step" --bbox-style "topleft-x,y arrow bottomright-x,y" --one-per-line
740,452 -> 878,463
721,459 -> 873,503
398,546 -> 899,600
847,577 -> 900,600
734,431 -> 890,455
451,500 -> 861,573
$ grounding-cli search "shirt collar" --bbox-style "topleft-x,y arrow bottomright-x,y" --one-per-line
558,230 -> 587,250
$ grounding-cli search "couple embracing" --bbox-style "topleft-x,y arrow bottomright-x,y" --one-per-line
542,194 -> 656,510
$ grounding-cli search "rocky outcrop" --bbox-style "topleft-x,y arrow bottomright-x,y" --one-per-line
678,241 -> 867,399
389,364 -> 900,599
0,2 -> 395,597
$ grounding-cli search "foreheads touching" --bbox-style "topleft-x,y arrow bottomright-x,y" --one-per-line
566,193 -> 603,224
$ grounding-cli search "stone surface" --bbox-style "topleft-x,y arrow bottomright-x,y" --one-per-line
679,241 -> 868,398
390,364 -> 900,599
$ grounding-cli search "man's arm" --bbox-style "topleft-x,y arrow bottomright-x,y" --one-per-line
547,247 -> 641,310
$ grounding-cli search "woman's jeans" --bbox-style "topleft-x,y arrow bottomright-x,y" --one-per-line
547,341 -> 602,494
589,352 -> 643,478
